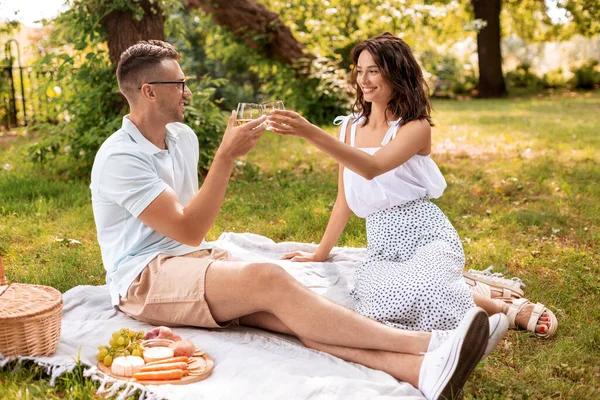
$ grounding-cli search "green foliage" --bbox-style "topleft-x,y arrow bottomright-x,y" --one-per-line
25,47 -> 124,178
419,50 -> 478,97
180,76 -> 229,174
179,10 -> 349,125
0,19 -> 21,35
502,0 -> 559,41
570,59 -> 600,89
506,62 -> 546,91
562,0 -> 600,37
543,67 -> 568,89
25,0 -> 224,178
22,0 -> 142,177
260,0 -> 474,92
260,0 -> 469,59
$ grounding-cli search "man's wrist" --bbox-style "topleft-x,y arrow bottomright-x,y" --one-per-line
214,146 -> 237,164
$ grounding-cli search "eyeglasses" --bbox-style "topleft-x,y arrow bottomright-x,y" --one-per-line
138,80 -> 189,92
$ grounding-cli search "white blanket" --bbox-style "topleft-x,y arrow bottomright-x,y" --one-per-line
1,232 -> 423,400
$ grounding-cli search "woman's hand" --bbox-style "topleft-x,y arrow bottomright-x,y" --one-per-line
280,250 -> 325,262
267,110 -> 316,138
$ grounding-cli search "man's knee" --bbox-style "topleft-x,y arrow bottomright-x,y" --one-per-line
243,262 -> 291,291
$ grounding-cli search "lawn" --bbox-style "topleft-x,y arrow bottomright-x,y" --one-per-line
1,91 -> 599,399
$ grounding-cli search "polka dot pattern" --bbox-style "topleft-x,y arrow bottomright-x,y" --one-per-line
351,197 -> 475,331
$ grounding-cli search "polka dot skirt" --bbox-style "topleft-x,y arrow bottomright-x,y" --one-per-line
351,197 -> 475,332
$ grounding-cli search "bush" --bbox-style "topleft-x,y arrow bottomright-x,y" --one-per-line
506,62 -> 545,92
419,50 -> 477,98
570,60 -> 600,90
26,49 -> 124,178
180,76 -> 229,175
543,67 -> 568,89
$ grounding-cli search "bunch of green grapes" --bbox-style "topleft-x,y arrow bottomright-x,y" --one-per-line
96,328 -> 145,367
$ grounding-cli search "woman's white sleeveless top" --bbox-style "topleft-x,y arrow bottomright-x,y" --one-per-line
333,115 -> 447,218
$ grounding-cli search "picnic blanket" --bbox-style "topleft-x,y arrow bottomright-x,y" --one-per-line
0,232 -> 424,400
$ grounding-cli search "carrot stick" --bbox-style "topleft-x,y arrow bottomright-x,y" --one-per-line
144,356 -> 189,366
140,362 -> 188,372
133,369 -> 184,381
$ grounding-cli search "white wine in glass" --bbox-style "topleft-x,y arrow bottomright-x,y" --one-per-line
236,119 -> 252,127
236,103 -> 262,126
261,101 -> 285,130
261,100 -> 285,114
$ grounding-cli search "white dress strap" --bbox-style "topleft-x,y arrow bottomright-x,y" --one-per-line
350,120 -> 359,148
380,126 -> 395,146
333,115 -> 351,144
381,119 -> 402,146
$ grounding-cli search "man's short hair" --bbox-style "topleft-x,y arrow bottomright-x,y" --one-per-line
116,40 -> 180,100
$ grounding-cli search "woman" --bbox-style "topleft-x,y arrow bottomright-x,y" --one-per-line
268,33 -> 556,338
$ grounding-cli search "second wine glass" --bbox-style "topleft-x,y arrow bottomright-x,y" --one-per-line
262,101 -> 285,130
236,103 -> 263,126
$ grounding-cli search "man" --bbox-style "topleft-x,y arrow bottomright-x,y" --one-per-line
90,40 -> 493,400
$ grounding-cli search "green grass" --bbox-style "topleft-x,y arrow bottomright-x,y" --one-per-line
1,91 -> 600,398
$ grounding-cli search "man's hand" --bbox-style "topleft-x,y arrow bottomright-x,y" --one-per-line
218,111 -> 267,160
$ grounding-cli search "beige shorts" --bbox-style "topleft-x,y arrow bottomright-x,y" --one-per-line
119,248 -> 235,328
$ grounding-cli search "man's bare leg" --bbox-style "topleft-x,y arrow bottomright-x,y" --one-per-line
205,260 -> 430,354
236,292 -> 490,399
240,312 -> 421,386
301,339 -> 422,387
240,312 -> 295,335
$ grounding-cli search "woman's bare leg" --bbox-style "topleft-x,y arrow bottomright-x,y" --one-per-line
472,292 -> 550,333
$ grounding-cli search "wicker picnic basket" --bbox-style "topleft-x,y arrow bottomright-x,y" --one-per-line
0,257 -> 63,356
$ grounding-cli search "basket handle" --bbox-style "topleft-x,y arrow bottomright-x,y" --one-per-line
0,257 -> 6,285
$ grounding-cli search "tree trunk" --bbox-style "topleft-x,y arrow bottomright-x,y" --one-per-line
471,0 -> 506,98
101,0 -> 166,67
184,0 -> 313,74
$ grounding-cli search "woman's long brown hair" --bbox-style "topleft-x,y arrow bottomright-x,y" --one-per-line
350,32 -> 433,126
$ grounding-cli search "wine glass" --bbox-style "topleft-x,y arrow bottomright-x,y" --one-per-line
261,101 -> 285,130
236,103 -> 263,126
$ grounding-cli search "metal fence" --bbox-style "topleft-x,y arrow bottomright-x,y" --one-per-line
1,39 -> 56,130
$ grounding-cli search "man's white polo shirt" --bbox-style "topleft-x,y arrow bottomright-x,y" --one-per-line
90,116 -> 211,307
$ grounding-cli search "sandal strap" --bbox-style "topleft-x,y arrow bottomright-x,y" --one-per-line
463,270 -> 524,299
464,277 -> 492,297
504,298 -> 559,339
527,302 -> 545,333
505,298 -> 529,329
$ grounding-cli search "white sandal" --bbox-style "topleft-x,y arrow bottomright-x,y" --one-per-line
463,267 -> 525,299
505,298 -> 558,339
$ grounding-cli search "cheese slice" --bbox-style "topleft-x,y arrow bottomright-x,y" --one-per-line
111,356 -> 145,377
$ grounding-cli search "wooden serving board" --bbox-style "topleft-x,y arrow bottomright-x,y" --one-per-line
97,352 -> 214,385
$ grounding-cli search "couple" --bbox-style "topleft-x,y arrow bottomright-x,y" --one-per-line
90,34 -> 551,400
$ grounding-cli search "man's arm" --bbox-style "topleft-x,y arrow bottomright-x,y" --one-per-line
138,112 -> 266,246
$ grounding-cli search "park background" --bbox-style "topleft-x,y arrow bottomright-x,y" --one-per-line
0,0 -> 599,398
